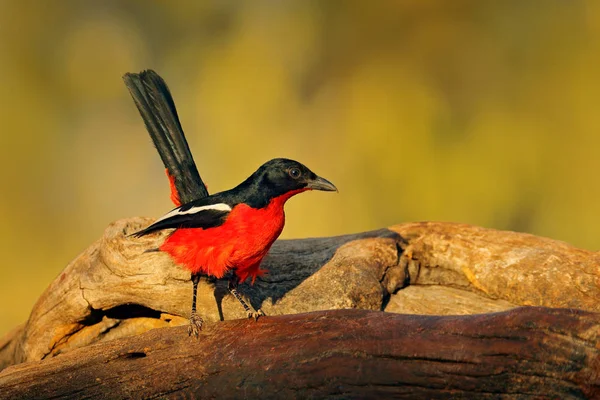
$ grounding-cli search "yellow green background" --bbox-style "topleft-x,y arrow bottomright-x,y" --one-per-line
1,1 -> 599,336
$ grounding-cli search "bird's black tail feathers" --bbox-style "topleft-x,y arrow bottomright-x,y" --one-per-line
123,70 -> 209,204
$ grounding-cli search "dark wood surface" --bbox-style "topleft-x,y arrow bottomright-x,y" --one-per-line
1,308 -> 598,399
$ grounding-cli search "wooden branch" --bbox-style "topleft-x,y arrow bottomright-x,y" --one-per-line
0,219 -> 404,369
1,219 -> 598,376
390,222 -> 600,313
1,308 -> 598,399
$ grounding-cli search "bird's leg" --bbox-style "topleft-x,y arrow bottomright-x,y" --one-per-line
228,277 -> 264,321
188,273 -> 203,338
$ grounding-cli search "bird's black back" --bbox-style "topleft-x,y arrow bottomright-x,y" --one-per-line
132,158 -> 317,237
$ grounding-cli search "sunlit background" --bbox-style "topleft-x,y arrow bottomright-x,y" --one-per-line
1,1 -> 599,336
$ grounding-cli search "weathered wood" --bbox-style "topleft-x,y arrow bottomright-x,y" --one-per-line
0,219 -> 405,369
391,222 -> 600,311
1,220 -> 599,372
0,308 -> 598,399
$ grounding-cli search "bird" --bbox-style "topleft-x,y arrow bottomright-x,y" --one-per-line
123,70 -> 337,337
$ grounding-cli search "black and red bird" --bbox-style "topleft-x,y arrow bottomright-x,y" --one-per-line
123,70 -> 337,336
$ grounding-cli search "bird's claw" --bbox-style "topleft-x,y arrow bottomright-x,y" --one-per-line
248,309 -> 265,321
188,313 -> 203,338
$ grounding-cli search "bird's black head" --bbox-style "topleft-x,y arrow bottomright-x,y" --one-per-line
258,158 -> 337,193
239,158 -> 337,207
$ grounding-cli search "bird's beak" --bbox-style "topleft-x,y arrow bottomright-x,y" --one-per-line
307,176 -> 338,192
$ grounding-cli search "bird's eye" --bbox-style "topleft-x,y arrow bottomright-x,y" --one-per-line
288,167 -> 301,179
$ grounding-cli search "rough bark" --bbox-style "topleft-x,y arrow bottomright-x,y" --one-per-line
0,308 -> 598,399
1,219 -> 599,376
391,222 -> 600,312
0,219 -> 405,370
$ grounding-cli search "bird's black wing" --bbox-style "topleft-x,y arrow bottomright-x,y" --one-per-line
131,203 -> 231,237
123,70 -> 209,203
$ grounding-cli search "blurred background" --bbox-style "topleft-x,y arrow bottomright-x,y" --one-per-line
1,0 -> 599,336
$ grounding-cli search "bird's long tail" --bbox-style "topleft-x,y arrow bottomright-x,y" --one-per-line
123,70 -> 209,205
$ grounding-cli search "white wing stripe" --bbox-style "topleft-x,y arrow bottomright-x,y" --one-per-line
154,203 -> 231,223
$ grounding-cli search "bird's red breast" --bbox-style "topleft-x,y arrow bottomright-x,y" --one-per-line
159,188 -> 307,283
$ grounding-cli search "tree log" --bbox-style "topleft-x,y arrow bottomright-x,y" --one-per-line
0,219 -> 405,369
391,222 -> 600,312
1,220 -> 599,373
0,308 -> 598,399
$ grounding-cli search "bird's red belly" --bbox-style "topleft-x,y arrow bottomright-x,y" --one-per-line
160,201 -> 286,282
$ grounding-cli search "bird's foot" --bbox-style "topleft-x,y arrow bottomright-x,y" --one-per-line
248,308 -> 265,321
188,312 -> 203,338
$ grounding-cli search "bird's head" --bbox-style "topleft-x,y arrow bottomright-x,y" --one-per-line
250,158 -> 337,201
